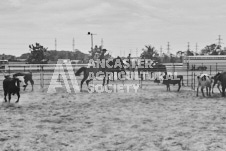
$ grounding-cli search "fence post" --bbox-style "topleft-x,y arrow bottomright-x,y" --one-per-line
42,66 -> 44,87
39,66 -> 41,87
24,66 -> 26,72
194,73 -> 195,90
187,63 -> 189,86
191,71 -> 193,89
173,63 -> 175,73
40,65 -> 44,88
210,65 -> 211,75
8,66 -> 10,75
140,72 -> 143,88
216,63 -> 218,73
202,63 -> 203,73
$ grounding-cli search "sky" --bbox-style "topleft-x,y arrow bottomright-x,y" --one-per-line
0,0 -> 226,57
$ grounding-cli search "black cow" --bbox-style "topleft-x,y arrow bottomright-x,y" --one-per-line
154,74 -> 184,91
3,76 -> 21,103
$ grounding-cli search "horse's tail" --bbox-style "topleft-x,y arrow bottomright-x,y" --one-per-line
75,67 -> 86,76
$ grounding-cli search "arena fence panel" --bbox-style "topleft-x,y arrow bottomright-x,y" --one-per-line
0,63 -> 225,92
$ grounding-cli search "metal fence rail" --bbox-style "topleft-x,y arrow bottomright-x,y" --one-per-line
0,63 -> 225,91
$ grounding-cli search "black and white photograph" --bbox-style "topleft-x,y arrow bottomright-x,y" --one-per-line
1,0 -> 226,150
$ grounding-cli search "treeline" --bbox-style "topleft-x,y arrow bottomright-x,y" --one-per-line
2,42 -> 226,64
140,43 -> 226,63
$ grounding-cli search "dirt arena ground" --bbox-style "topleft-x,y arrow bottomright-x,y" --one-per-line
0,81 -> 226,151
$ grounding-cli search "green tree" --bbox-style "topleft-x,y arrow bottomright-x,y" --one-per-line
176,51 -> 185,62
162,53 -> 170,63
27,43 -> 49,64
200,44 -> 219,55
140,45 -> 160,61
19,53 -> 30,59
186,50 -> 194,56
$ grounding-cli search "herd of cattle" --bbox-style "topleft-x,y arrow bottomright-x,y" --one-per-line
154,72 -> 224,97
1,71 -> 226,104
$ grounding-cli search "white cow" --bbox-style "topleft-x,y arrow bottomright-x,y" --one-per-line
196,73 -> 212,97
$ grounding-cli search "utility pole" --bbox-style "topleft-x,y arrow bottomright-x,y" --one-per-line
73,37 -> 75,52
217,35 -> 223,46
187,42 -> 190,51
195,43 -> 198,55
160,46 -> 163,57
136,48 -> 138,58
55,38 -> 57,51
87,32 -> 96,54
187,42 -> 190,56
217,35 -> 223,50
167,42 -> 170,55
101,38 -> 104,49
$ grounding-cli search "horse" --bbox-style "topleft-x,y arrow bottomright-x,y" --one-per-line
196,74 -> 212,97
212,72 -> 221,94
107,56 -> 126,81
13,72 -> 34,91
3,76 -> 21,103
75,57 -> 125,91
215,72 -> 226,97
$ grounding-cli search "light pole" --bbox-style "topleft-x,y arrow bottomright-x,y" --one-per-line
88,32 -> 96,54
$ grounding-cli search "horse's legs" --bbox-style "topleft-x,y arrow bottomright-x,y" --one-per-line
24,78 -> 28,91
178,83 -> 181,92
102,77 -> 106,86
107,74 -> 110,85
166,84 -> 170,91
133,68 -> 135,80
80,74 -> 88,92
222,86 -> 225,97
112,72 -> 114,81
212,83 -> 215,94
30,79 -> 34,91
217,83 -> 221,93
23,85 -> 27,91
86,79 -> 93,91
129,67 -> 131,79
206,87 -> 208,96
15,92 -> 20,103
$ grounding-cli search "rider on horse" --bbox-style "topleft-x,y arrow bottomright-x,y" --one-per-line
127,53 -> 131,66
98,49 -> 107,60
